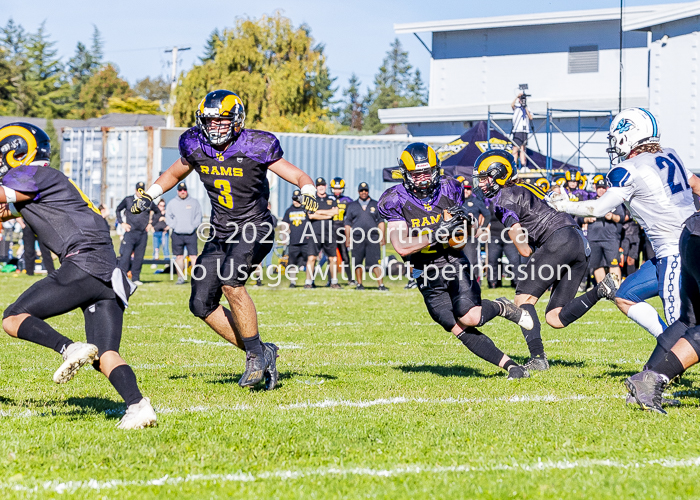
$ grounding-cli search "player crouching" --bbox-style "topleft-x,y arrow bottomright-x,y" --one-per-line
378,143 -> 532,379
0,123 -> 155,429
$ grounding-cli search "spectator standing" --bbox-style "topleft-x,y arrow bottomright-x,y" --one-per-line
582,180 -> 624,283
166,182 -> 202,285
621,209 -> 642,277
116,181 -> 156,285
511,92 -> 533,169
19,218 -> 55,275
330,177 -> 354,284
305,177 -> 339,289
151,199 -> 170,266
344,182 -> 387,290
460,178 -> 490,276
280,190 -> 310,287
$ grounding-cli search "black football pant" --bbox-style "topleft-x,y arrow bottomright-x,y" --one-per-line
23,229 -> 55,276
118,230 -> 148,281
4,261 -> 124,355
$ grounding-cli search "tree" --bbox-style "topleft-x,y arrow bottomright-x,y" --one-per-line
24,22 -> 73,118
200,29 -> 221,62
107,96 -> 162,114
363,38 -> 427,133
0,19 -> 30,115
68,26 -> 104,97
44,116 -> 61,169
174,13 -> 338,133
340,73 -> 364,130
75,64 -> 133,119
134,76 -> 170,103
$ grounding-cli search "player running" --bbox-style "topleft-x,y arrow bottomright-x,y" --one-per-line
625,211 -> 700,414
474,150 -> 619,372
0,123 -> 155,429
548,108 -> 700,339
132,90 -> 318,390
378,143 -> 532,380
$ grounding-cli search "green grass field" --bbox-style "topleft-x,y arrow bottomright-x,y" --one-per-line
1,266 -> 699,499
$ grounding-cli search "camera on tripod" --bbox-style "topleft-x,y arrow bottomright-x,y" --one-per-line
518,83 -> 530,107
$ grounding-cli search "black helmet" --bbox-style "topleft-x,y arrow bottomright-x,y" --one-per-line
398,142 -> 440,198
0,122 -> 51,180
473,150 -> 515,198
195,90 -> 245,146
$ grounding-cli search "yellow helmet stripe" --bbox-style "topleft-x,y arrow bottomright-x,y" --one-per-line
517,182 -> 546,200
198,98 -> 206,114
0,125 -> 38,167
400,150 -> 417,171
221,94 -> 242,114
477,155 -> 513,186
427,146 -> 437,166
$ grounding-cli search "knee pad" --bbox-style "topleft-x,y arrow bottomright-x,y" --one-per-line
189,297 -> 218,319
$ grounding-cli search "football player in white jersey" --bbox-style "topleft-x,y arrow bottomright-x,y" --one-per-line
548,108 -> 700,338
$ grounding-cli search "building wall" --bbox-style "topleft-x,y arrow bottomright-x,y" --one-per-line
649,17 -> 700,167
429,21 -> 649,108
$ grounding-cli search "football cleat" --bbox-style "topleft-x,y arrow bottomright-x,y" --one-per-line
356,284 -> 365,291
624,370 -> 669,414
507,365 -> 530,380
597,273 -> 620,301
263,342 -> 279,391
330,283 -> 342,290
378,285 -> 389,291
53,342 -> 99,384
238,352 -> 267,388
625,393 -> 680,407
405,279 -> 417,289
303,283 -> 316,289
494,297 -> 534,330
523,355 -> 549,371
117,397 -> 157,430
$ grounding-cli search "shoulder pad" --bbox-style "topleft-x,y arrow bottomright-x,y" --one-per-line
607,167 -> 632,188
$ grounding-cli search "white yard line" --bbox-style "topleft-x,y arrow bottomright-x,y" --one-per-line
5,456 -> 700,493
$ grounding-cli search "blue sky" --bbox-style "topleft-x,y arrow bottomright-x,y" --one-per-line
2,0 -> 688,96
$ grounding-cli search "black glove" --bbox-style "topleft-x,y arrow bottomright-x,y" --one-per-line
131,188 -> 153,214
431,207 -> 471,245
300,193 -> 318,214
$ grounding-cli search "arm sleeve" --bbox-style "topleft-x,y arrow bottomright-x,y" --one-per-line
557,188 -> 628,218
115,197 -> 128,223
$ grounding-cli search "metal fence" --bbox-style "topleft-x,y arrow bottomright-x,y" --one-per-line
61,127 -> 410,219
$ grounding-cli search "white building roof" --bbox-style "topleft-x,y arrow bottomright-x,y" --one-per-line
624,0 -> 700,30
394,4 -> 685,34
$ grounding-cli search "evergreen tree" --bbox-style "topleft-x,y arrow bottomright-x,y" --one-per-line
363,38 -> 427,133
340,73 -> 364,130
24,22 -> 72,118
67,26 -> 104,115
134,76 -> 170,103
200,28 -> 221,62
0,19 -> 29,115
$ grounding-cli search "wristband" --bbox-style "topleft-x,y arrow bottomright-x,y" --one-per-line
2,186 -> 17,204
145,184 -> 164,200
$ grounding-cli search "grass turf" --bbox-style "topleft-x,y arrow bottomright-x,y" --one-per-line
0,267 -> 699,499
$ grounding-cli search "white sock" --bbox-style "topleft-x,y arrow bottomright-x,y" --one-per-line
305,279 -> 313,285
331,278 -> 338,284
627,302 -> 667,338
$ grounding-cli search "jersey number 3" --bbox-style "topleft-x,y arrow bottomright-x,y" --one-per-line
655,154 -> 690,195
214,179 -> 234,209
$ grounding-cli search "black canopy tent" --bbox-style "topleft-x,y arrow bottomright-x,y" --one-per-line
382,121 -> 574,182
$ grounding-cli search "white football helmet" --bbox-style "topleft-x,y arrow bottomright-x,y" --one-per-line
607,108 -> 660,164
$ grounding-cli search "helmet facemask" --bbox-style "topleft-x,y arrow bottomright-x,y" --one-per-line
402,164 -> 440,199
196,103 -> 245,147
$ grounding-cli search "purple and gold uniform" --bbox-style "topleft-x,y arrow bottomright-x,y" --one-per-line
378,177 -> 465,270
178,127 -> 282,236
566,187 -> 595,202
378,177 -> 483,331
179,127 -> 281,318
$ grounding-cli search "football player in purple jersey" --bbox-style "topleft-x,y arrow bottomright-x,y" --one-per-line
378,143 -> 532,379
133,90 -> 317,391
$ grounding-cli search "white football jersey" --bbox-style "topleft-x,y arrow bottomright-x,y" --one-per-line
607,148 -> 696,258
